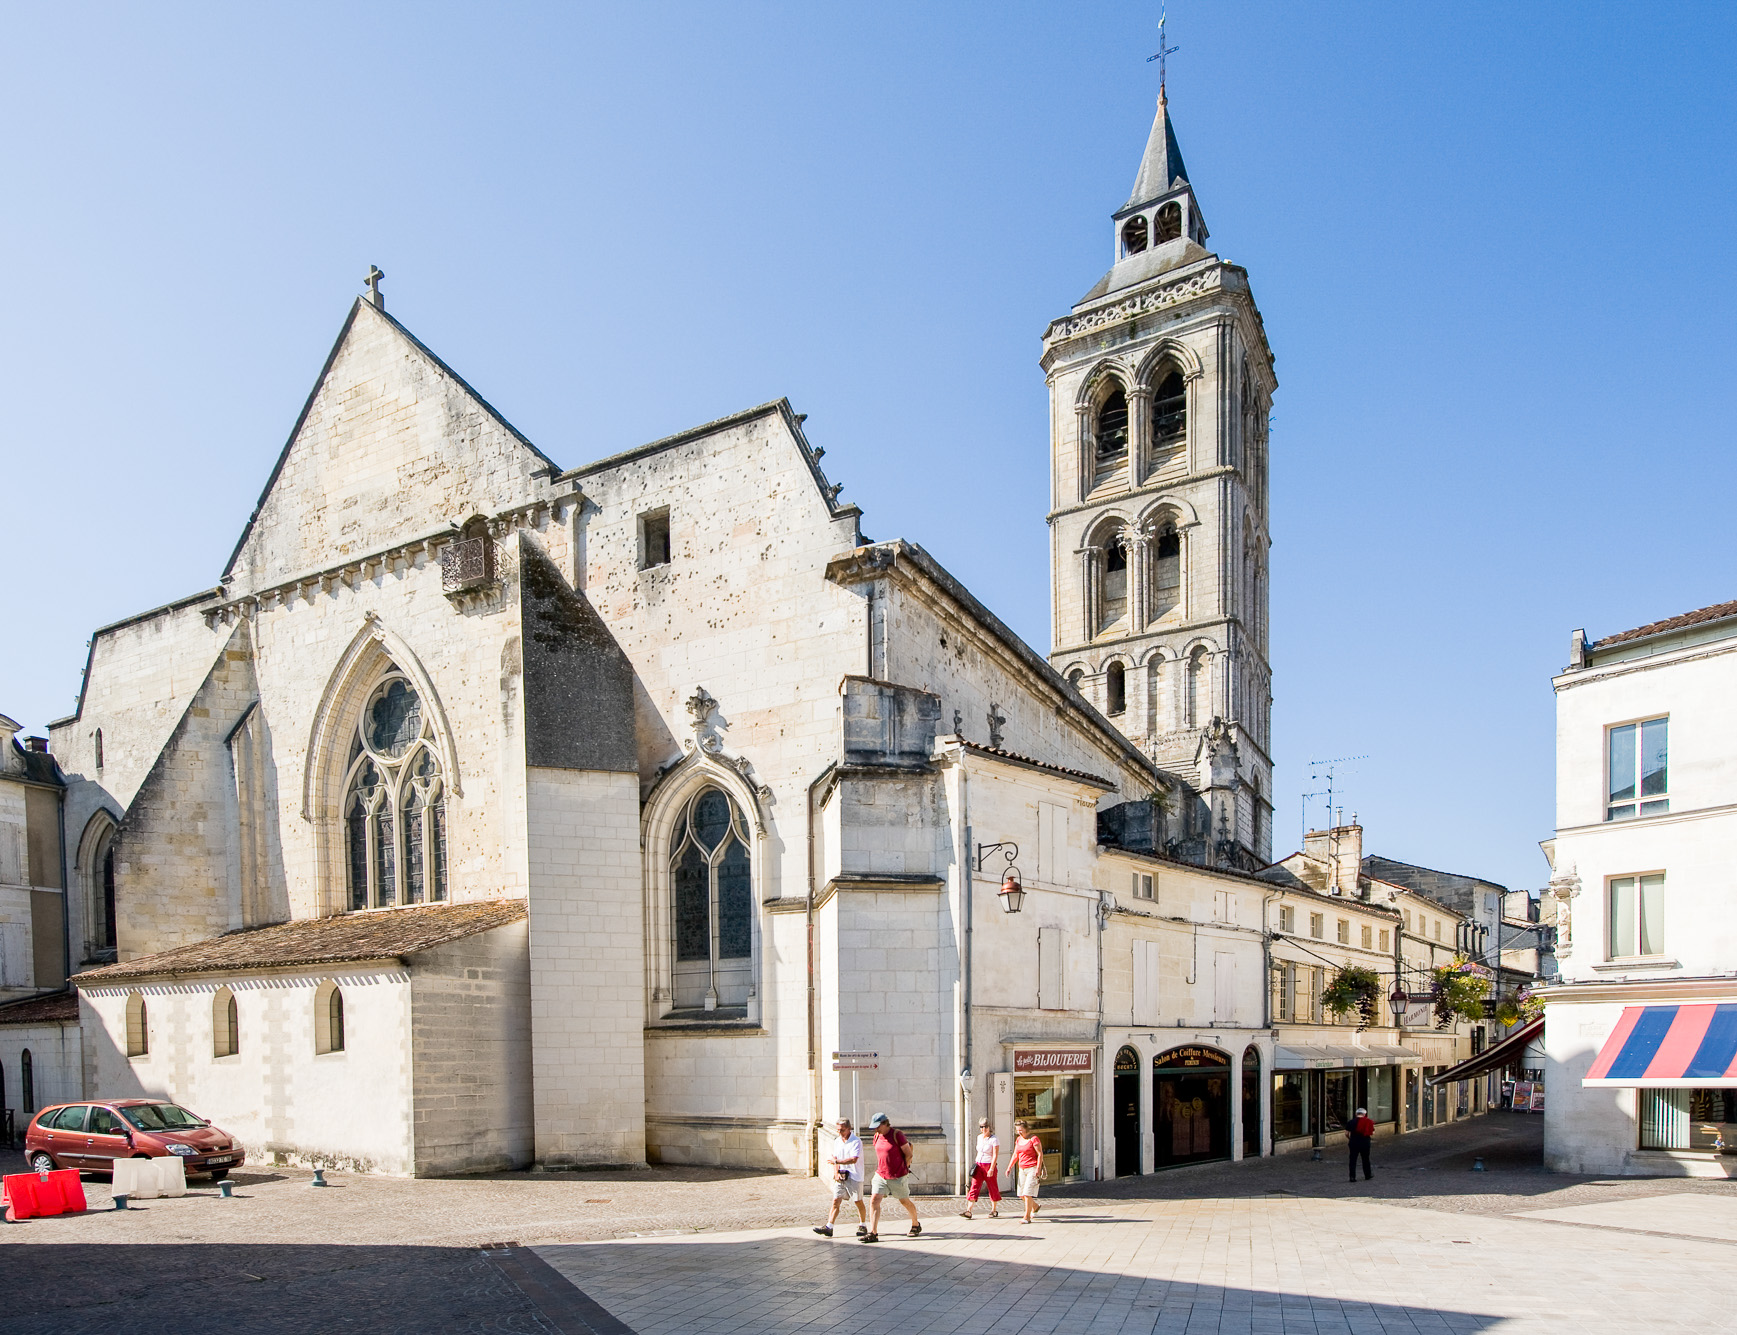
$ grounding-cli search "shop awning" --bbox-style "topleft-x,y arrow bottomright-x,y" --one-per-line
1425,1016 -> 1543,1087
1273,1044 -> 1420,1070
1584,1004 -> 1737,1088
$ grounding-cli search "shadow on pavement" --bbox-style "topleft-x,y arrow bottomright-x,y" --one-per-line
0,1244 -> 560,1335
538,1232 -> 1510,1335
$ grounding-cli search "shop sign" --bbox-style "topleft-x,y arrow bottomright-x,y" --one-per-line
1152,1045 -> 1229,1071
1014,1049 -> 1093,1074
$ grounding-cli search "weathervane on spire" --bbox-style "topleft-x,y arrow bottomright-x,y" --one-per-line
1146,4 -> 1179,101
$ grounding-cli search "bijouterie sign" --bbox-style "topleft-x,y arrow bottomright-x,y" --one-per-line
1014,1049 -> 1093,1074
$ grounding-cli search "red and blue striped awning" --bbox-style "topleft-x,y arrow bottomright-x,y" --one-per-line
1583,1004 -> 1737,1088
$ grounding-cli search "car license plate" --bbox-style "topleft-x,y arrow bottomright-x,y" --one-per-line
205,1156 -> 235,1165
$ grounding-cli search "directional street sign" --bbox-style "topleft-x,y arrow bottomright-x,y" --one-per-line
831,1050 -> 878,1070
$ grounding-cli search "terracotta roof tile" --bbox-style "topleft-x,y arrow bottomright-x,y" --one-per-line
1600,598 -> 1737,647
0,991 -> 80,1025
960,740 -> 1117,790
73,899 -> 528,985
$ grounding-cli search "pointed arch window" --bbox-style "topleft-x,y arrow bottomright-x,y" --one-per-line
213,988 -> 239,1059
100,839 -> 117,950
670,786 -> 754,1013
1152,371 -> 1187,444
343,674 -> 447,910
1093,389 -> 1130,487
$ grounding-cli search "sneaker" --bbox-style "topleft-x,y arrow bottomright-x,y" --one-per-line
855,1225 -> 868,1236
861,1233 -> 879,1243
909,1223 -> 922,1237
812,1226 -> 833,1237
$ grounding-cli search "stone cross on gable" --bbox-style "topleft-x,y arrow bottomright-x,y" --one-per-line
365,265 -> 386,311
987,702 -> 1007,750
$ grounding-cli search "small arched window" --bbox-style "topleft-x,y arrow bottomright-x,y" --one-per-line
671,786 -> 754,1013
1093,389 -> 1130,486
1106,662 -> 1127,716
125,993 -> 148,1058
213,988 -> 239,1058
1152,371 -> 1186,444
1153,526 -> 1182,622
1101,540 -> 1129,632
94,728 -> 104,771
20,1048 -> 33,1114
1121,215 -> 1148,256
1185,647 -> 1208,727
344,673 -> 447,910
1155,201 -> 1182,243
316,981 -> 346,1054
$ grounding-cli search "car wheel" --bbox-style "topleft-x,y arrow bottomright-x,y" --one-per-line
207,1169 -> 229,1181
29,1152 -> 55,1174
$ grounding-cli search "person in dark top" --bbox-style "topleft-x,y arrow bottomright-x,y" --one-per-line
1348,1105 -> 1375,1181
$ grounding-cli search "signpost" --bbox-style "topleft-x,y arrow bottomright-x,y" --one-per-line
831,1051 -> 878,1132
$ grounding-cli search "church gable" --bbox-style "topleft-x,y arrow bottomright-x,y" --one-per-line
224,301 -> 560,595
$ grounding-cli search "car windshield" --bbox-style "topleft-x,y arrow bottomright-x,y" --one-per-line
118,1103 -> 208,1131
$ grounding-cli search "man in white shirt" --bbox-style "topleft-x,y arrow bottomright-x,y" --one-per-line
813,1118 -> 867,1238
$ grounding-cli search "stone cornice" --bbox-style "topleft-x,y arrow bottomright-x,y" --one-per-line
1047,465 -> 1242,525
1538,974 -> 1737,1004
202,491 -> 580,626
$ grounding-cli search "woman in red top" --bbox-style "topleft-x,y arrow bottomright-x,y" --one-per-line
1010,1119 -> 1045,1223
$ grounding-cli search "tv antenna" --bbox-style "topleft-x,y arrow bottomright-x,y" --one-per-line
1302,754 -> 1367,843
1146,4 -> 1179,97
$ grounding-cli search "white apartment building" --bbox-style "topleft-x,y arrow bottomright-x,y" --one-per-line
1542,599 -> 1737,1177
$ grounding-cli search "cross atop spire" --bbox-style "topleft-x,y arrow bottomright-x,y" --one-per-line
1146,4 -> 1179,102
364,264 -> 386,311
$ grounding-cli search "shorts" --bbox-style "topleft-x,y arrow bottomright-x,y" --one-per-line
871,1174 -> 911,1199
1017,1167 -> 1042,1197
831,1176 -> 863,1201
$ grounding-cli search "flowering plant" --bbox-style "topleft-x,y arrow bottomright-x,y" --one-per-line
1322,964 -> 1382,1026
1431,956 -> 1492,1028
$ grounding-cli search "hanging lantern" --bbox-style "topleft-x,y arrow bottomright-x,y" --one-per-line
1389,983 -> 1409,1018
998,868 -> 1026,914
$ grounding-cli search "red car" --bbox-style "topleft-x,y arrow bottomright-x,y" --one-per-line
24,1100 -> 245,1180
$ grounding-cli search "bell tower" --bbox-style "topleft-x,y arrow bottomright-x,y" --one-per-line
1042,81 -> 1277,867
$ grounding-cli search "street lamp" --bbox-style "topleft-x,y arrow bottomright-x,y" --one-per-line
1389,982 -> 1408,1022
998,868 -> 1026,915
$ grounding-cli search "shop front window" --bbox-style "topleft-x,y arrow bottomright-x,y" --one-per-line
1153,1046 -> 1230,1166
1273,1071 -> 1308,1141
1323,1070 -> 1355,1134
1014,1074 -> 1085,1180
1641,1089 -> 1737,1152
1367,1067 -> 1395,1124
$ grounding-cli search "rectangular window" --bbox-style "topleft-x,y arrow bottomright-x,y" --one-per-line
1360,924 -> 1373,949
1403,910 -> 1412,932
1607,717 -> 1669,821
639,508 -> 672,569
1132,872 -> 1154,901
1336,919 -> 1349,945
1379,928 -> 1390,952
1433,920 -> 1441,942
1609,873 -> 1666,958
1309,913 -> 1324,940
1309,967 -> 1324,1023
1279,905 -> 1295,933
1277,962 -> 1295,1020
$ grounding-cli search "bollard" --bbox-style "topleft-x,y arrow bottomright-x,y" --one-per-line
1310,1148 -> 1322,1161
310,1169 -> 328,1188
219,1181 -> 234,1199
1471,1157 -> 1486,1172
113,1193 -> 129,1211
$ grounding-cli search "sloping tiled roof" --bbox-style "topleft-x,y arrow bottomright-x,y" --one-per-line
74,899 -> 528,984
1600,598 -> 1737,647
0,991 -> 80,1025
961,740 -> 1117,790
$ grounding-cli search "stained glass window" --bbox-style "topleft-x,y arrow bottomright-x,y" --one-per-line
343,673 -> 447,911
669,786 -> 755,1009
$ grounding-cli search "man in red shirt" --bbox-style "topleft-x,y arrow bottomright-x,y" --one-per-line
862,1113 -> 921,1243
1348,1105 -> 1375,1182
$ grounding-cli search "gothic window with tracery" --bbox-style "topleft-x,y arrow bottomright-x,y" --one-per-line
670,786 -> 753,1012
343,674 -> 447,911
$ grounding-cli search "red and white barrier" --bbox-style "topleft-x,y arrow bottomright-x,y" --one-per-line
3,1169 -> 87,1219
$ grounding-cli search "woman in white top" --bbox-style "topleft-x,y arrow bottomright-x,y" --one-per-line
959,1117 -> 1001,1219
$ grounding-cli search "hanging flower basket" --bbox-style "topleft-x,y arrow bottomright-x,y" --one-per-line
1431,956 -> 1492,1028
1322,964 -> 1382,1026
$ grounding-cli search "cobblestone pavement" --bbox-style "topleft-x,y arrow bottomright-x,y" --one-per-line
4,1116 -> 1736,1331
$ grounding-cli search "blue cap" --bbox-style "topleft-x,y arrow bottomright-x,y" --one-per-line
868,1113 -> 889,1127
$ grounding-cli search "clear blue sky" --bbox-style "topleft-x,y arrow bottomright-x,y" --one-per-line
4,2 -> 1733,894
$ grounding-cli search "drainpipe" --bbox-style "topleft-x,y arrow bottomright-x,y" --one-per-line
805,767 -> 833,1178
57,784 -> 71,990
954,751 -> 972,1197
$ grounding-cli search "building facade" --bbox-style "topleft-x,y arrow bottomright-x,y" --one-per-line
1542,600 -> 1737,1177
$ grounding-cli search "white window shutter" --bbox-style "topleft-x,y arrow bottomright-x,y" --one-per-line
1133,939 -> 1160,1025
1039,926 -> 1065,1009
1037,802 -> 1068,885
1214,950 -> 1237,1023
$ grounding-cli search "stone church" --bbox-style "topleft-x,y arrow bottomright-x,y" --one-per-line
53,85 -> 1278,1182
